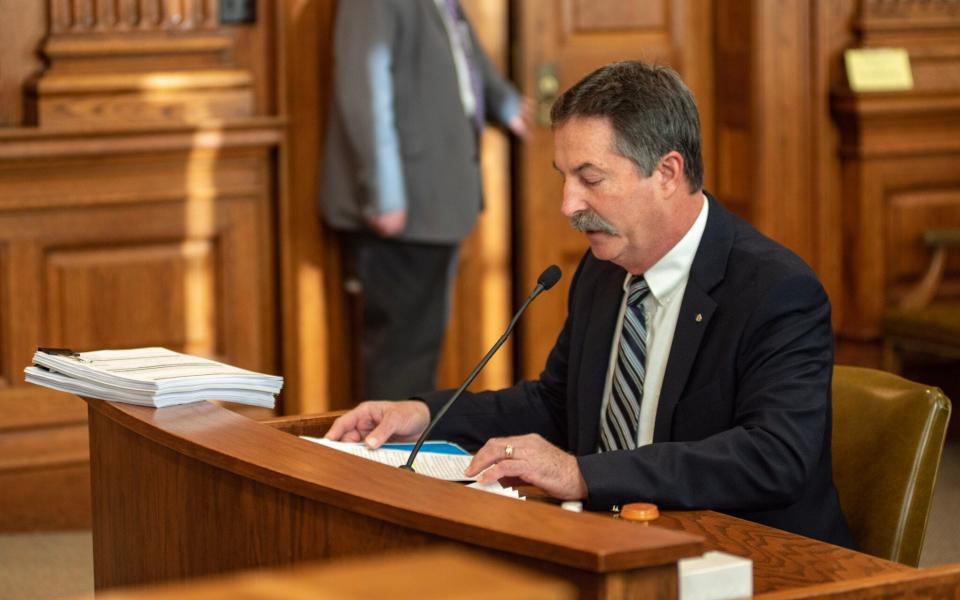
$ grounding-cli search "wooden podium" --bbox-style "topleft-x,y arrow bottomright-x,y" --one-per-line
83,398 -> 960,599
84,398 -> 702,597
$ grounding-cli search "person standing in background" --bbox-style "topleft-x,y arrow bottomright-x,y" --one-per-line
320,0 -> 529,399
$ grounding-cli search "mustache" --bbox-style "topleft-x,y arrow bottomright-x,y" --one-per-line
570,210 -> 618,235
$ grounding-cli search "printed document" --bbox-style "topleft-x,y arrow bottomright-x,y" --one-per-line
304,437 -> 475,481
303,437 -> 526,498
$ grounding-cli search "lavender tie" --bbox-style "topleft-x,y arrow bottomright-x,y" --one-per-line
443,0 -> 485,134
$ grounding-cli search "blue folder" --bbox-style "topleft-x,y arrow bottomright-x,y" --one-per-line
379,441 -> 470,456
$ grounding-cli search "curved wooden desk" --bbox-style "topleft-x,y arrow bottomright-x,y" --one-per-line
85,399 -> 701,597
85,398 -> 959,599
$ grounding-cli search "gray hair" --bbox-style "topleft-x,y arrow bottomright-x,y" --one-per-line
550,61 -> 703,192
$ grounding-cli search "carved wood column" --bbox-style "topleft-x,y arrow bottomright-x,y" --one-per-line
48,0 -> 219,33
713,1 -> 818,267
30,0 -> 253,127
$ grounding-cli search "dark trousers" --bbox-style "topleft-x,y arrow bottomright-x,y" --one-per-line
347,233 -> 459,399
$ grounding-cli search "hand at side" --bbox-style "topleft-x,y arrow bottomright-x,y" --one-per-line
465,434 -> 587,501
507,96 -> 535,140
365,209 -> 407,237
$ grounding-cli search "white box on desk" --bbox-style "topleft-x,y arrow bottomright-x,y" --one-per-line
679,551 -> 752,600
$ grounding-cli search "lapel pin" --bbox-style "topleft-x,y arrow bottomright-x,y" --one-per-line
695,313 -> 703,322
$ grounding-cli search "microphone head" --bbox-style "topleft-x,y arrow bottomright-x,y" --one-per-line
537,265 -> 562,290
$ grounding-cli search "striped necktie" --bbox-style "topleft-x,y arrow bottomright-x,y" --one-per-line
600,277 -> 650,452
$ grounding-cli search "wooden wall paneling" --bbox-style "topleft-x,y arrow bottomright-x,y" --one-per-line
514,1 -> 573,382
715,0 -> 885,353
0,408 -> 91,531
274,0 -> 350,413
40,36 -> 235,74
3,241 -> 43,396
714,1 -> 819,268
48,0 -> 218,34
0,146 -> 277,369
830,0 -> 960,365
713,0 -> 752,221
856,1 -> 960,94
0,218 -> 91,529
0,230 -> 90,531
43,241 -> 212,351
0,387 -> 88,431
0,0 -> 286,532
31,0 -> 256,128
676,1 -> 716,195
227,0 -> 279,116
513,0 -> 715,379
887,189 -> 960,298
569,1 -> 667,31
0,121 -> 283,530
34,69 -> 254,129
0,241 -> 5,387
833,110 -> 960,339
0,1 -> 46,126
438,0 -> 514,392
837,150 -> 884,344
811,0 -> 858,344
752,1 -> 815,263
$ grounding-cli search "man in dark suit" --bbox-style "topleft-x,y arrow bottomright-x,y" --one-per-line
321,0 -> 528,399
325,61 -> 854,548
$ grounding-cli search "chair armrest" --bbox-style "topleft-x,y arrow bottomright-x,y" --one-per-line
923,229 -> 960,248
898,229 -> 960,310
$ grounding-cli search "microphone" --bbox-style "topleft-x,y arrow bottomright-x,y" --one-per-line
400,265 -> 562,472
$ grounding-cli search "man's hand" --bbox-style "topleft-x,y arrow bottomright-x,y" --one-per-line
366,209 -> 407,237
324,400 -> 430,449
507,96 -> 535,140
465,433 -> 587,500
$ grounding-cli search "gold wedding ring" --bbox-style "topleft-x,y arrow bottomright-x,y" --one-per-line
504,444 -> 514,459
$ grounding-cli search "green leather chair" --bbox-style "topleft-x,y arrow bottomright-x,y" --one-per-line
832,366 -> 952,566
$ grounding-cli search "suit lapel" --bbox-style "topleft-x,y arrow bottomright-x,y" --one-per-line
423,0 -> 447,32
653,195 -> 734,442
575,263 -> 625,454
653,282 -> 716,441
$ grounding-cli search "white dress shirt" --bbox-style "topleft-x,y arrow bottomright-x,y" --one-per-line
598,194 -> 709,448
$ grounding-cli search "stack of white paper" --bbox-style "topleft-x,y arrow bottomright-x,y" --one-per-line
467,480 -> 525,500
24,347 -> 282,408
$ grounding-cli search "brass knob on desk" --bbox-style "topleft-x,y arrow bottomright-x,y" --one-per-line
620,502 -> 659,523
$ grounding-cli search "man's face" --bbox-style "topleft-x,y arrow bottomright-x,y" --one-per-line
554,116 -> 668,274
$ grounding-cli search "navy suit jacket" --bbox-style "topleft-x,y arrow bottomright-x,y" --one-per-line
423,196 -> 855,548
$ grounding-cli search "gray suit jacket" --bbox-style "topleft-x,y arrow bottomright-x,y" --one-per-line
321,0 -> 520,243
